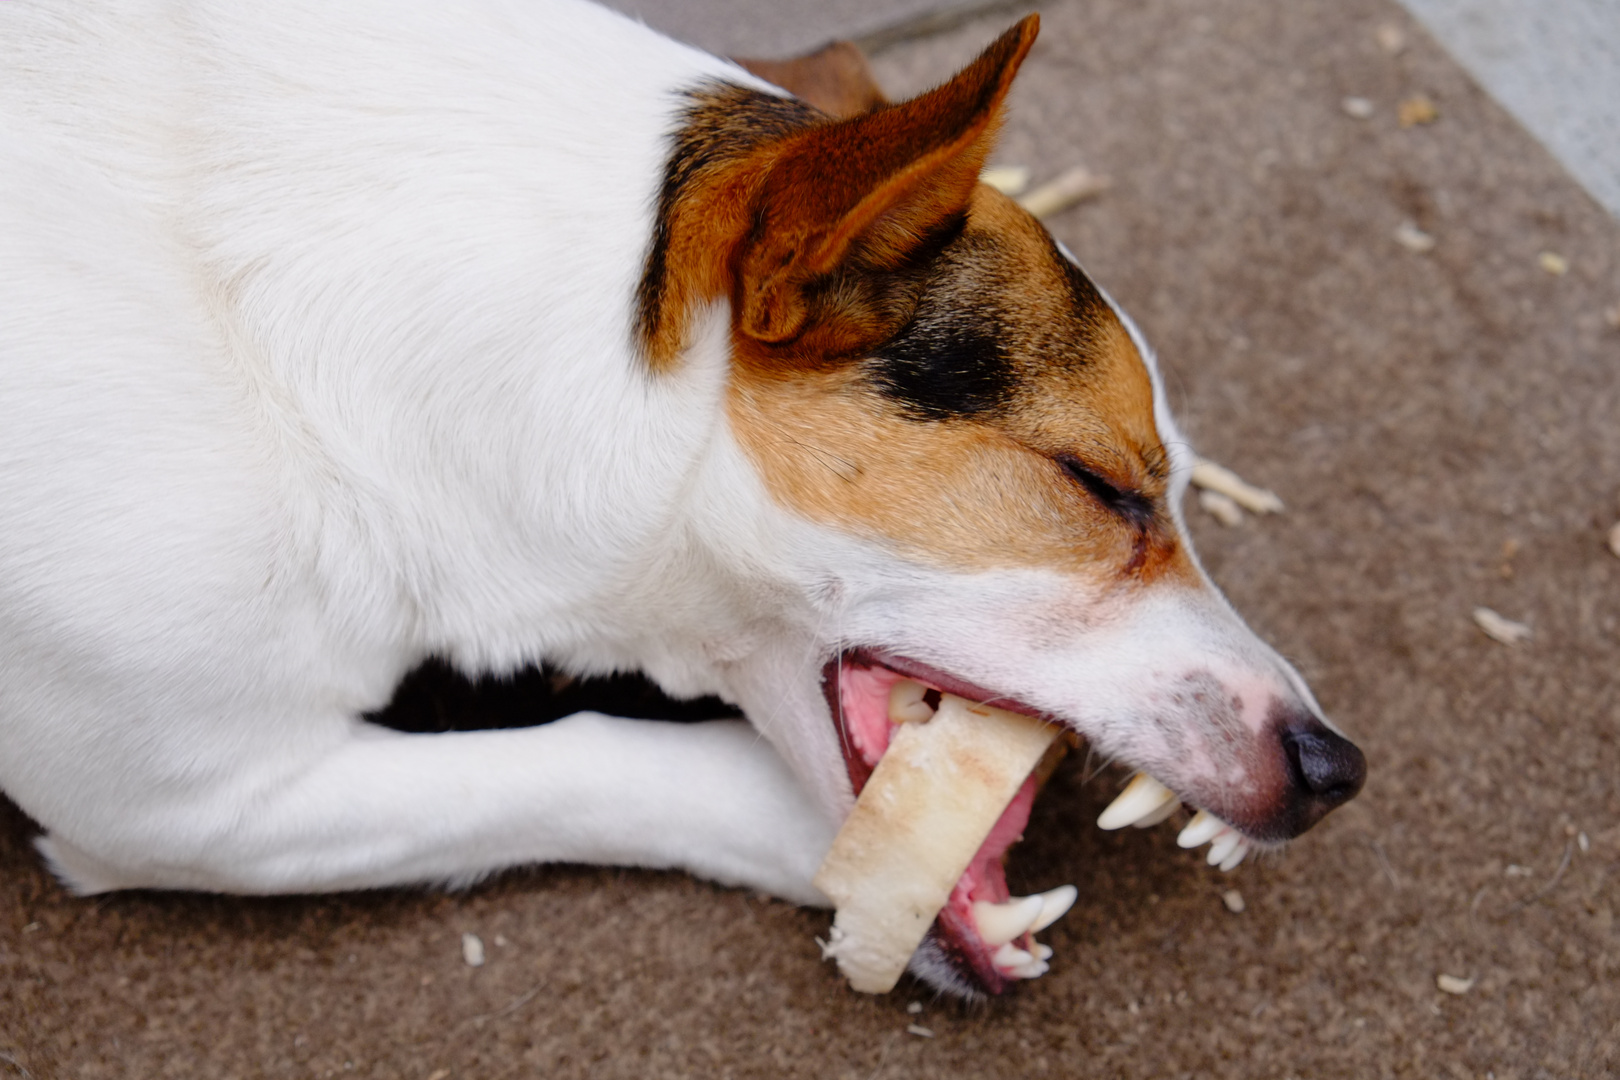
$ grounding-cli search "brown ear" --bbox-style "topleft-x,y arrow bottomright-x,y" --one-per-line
737,15 -> 1038,347
734,41 -> 889,120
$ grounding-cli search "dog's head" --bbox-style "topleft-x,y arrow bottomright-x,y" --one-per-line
641,16 -> 1364,996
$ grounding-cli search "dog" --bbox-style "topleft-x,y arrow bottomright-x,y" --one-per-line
0,0 -> 1364,997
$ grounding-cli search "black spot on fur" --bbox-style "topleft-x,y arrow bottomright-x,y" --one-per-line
367,659 -> 729,733
866,307 -> 1012,420
864,229 -> 1016,420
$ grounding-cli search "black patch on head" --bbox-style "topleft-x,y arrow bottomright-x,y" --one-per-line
863,227 -> 1017,420
1054,240 -> 1111,332
366,659 -> 731,733
637,83 -> 821,350
866,307 -> 1012,420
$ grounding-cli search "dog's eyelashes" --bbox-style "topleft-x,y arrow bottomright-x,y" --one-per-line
1055,454 -> 1155,529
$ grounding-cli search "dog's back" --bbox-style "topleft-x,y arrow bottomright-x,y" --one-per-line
1,1 -> 756,676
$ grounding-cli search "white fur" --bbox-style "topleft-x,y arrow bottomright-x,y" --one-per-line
0,0 -> 1326,904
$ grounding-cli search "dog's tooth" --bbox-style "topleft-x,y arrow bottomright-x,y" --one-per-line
1176,810 -> 1226,849
1134,797 -> 1182,828
1218,839 -> 1249,873
1097,774 -> 1177,830
1206,830 -> 1242,867
971,894 -> 1044,946
1006,957 -> 1050,980
1033,942 -> 1054,961
886,679 -> 937,725
1029,884 -> 1078,933
992,943 -> 1035,970
814,698 -> 1065,993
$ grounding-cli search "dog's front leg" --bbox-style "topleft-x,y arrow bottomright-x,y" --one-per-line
37,714 -> 836,905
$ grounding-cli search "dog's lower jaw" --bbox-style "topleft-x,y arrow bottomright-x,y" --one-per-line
907,935 -> 992,1003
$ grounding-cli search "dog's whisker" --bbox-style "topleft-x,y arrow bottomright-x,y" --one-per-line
780,435 -> 860,483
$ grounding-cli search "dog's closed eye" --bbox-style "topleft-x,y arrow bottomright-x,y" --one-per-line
1054,454 -> 1154,530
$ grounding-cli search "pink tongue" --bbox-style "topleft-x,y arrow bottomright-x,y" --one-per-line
937,774 -> 1040,994
953,774 -> 1038,906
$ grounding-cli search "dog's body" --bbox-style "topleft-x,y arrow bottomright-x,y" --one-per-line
0,0 -> 1362,994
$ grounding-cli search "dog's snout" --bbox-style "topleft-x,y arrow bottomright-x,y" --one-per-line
1283,726 -> 1366,808
1224,702 -> 1369,841
1249,711 -> 1367,841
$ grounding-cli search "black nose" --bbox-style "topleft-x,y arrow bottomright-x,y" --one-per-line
1283,726 -> 1367,809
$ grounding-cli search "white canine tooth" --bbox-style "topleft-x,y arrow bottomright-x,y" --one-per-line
1218,840 -> 1249,873
1207,830 -> 1242,867
971,895 -> 1044,946
1097,773 -> 1177,830
1134,798 -> 1182,828
1033,943 -> 1053,961
1007,958 -> 1049,980
887,679 -> 937,724
1030,884 -> 1078,933
992,943 -> 1035,970
1177,810 -> 1226,849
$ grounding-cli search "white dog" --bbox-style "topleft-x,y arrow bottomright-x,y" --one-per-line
0,0 -> 1363,996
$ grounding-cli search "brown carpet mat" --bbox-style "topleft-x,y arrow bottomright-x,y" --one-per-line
4,0 -> 1617,1076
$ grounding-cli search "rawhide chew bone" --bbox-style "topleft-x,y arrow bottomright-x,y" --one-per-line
813,693 -> 1061,993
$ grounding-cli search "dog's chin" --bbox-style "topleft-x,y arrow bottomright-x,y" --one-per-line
904,934 -> 993,1004
818,647 -> 1279,1000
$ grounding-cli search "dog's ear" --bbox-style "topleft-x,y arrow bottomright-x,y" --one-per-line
738,15 -> 1038,348
734,41 -> 888,120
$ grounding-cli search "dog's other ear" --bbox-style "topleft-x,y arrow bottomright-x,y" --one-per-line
734,41 -> 889,120
738,15 -> 1038,348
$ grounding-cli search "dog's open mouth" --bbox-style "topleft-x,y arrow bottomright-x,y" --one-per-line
819,648 -> 1263,997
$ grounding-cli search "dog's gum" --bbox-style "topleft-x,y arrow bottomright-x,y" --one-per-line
813,694 -> 1061,994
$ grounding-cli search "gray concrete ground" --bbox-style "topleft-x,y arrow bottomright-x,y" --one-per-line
1398,0 -> 1620,221
625,0 -> 1620,223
